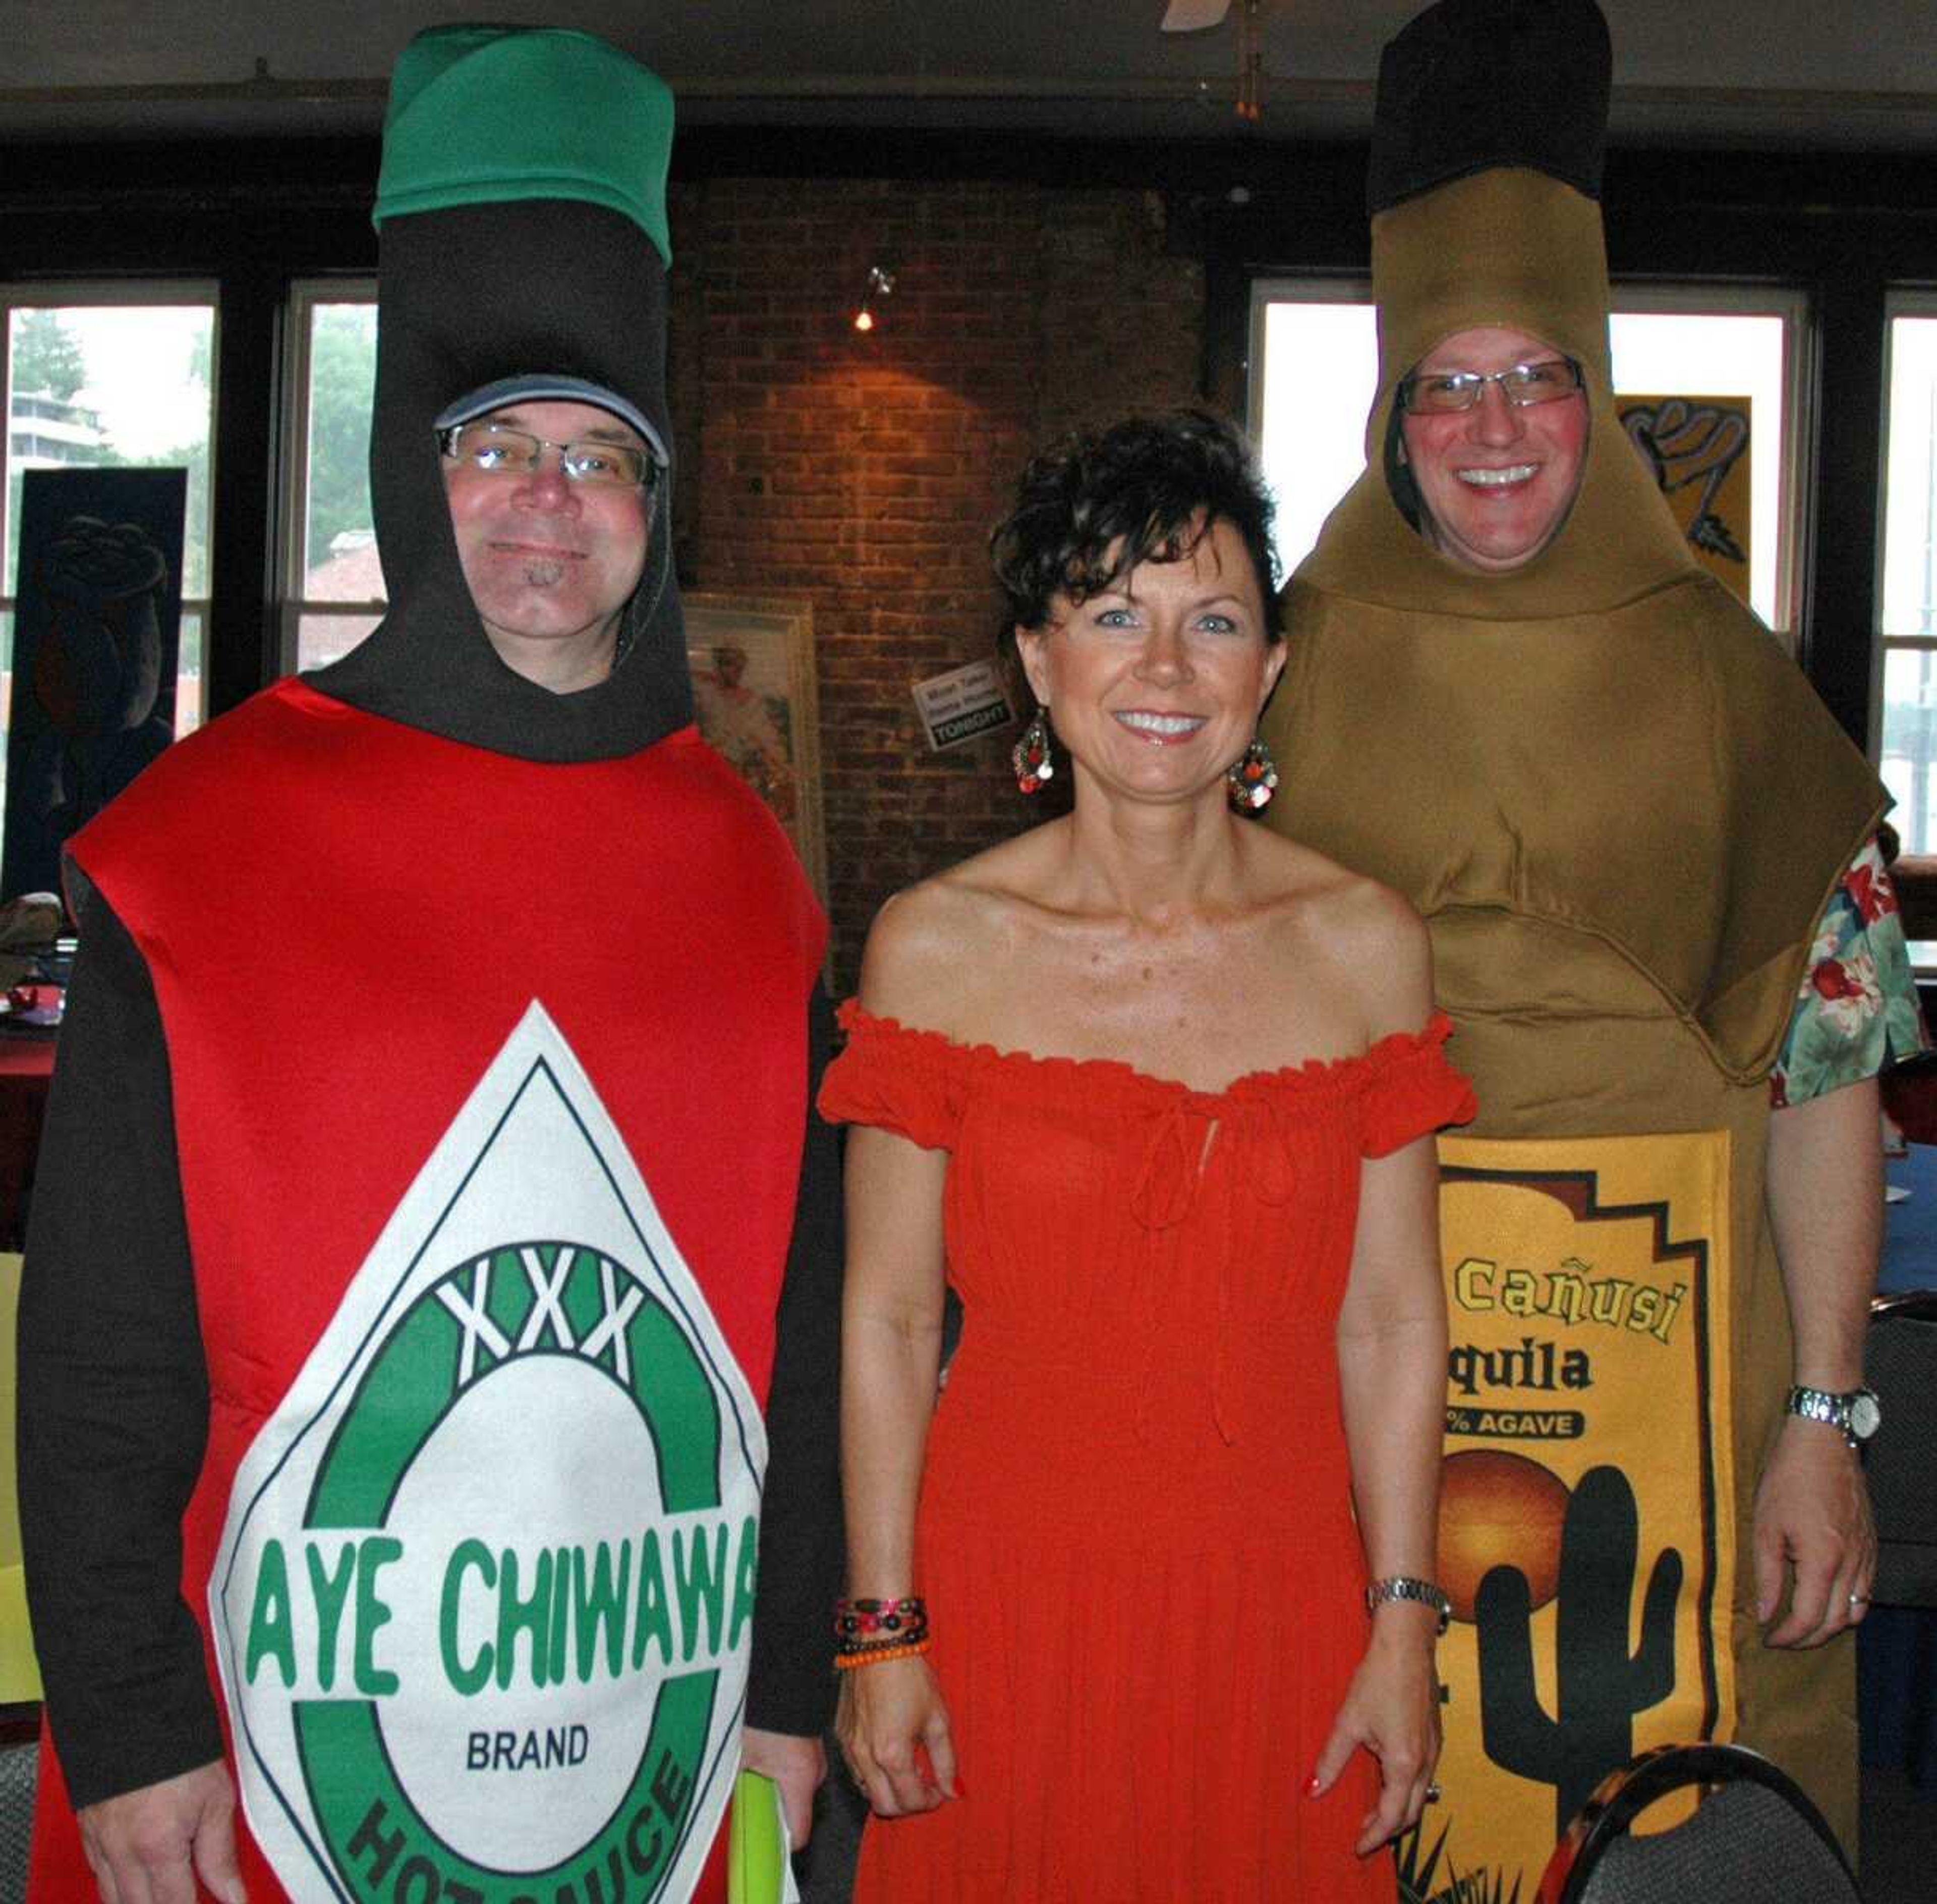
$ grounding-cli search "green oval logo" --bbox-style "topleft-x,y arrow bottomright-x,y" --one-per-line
212,1009 -> 764,1903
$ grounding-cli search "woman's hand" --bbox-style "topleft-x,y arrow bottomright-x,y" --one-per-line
837,1655 -> 960,1818
1307,1610 -> 1442,1856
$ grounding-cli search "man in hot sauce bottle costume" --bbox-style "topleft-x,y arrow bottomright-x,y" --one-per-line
18,27 -> 840,1904
1261,0 -> 1919,1888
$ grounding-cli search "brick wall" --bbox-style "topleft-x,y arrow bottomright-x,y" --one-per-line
667,178 -> 1205,995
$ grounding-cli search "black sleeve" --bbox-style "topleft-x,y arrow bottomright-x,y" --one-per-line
745,979 -> 845,1737
17,867 -> 224,1808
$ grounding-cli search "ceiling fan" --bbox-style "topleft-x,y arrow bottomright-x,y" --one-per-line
1160,0 -> 1234,29
1160,0 -> 1264,120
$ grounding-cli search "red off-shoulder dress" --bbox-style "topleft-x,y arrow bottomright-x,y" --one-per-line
819,1003 -> 1475,1902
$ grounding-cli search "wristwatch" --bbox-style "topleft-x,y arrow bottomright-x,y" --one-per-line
1785,1384 -> 1882,1449
1365,1575 -> 1452,1635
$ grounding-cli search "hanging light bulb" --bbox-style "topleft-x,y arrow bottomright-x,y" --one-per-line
853,265 -> 895,332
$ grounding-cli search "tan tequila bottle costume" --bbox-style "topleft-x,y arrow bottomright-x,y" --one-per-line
1260,4 -> 1884,1888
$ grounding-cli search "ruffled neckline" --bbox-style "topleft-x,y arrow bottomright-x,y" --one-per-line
835,999 -> 1455,1112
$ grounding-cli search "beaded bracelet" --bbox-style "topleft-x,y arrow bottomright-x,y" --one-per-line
836,1623 -> 930,1657
835,1638 -> 933,1671
835,1595 -> 928,1643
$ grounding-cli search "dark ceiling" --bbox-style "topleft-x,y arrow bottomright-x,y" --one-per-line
4,1 -> 1935,152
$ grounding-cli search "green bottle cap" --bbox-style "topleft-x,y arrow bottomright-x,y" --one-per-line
374,25 -> 673,267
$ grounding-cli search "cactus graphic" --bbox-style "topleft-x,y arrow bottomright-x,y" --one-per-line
1394,1816 -> 1524,1904
1474,1464 -> 1681,1834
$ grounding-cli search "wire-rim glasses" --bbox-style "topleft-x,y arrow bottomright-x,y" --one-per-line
438,421 -> 657,489
1398,357 -> 1585,415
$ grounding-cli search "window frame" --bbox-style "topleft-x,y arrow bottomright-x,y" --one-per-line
277,277 -> 383,677
1244,272 -> 1370,443
1606,282 -> 1812,642
1243,273 -> 1374,594
1869,289 -> 1937,967
1872,290 -> 1937,711
1,278 -> 221,726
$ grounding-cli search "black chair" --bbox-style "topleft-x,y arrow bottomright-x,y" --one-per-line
1868,1288 -> 1937,1608
0,1731 -> 32,1904
1536,1743 -> 1858,1903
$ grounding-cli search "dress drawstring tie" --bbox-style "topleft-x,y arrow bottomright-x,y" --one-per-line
1129,1092 -> 1298,1446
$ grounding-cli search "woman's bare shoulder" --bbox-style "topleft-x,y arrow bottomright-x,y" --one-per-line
1244,823 -> 1400,914
856,829 -> 1057,1031
1250,830 -> 1435,1038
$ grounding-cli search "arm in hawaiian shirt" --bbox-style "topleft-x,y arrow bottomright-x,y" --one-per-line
1754,839 -> 1913,1646
1770,837 -> 1927,1108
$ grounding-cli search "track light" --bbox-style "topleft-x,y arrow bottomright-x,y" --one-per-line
853,265 -> 895,333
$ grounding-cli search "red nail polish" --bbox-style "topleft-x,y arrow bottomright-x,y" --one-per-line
952,1776 -> 967,1799
1304,1774 -> 1321,1798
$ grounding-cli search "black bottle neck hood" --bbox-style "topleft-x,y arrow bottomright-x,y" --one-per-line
306,198 -> 692,763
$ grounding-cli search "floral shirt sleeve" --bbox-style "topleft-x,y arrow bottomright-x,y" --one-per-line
1770,836 -> 1929,1107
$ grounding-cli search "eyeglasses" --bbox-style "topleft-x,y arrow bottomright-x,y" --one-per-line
437,421 -> 657,489
1398,357 -> 1585,415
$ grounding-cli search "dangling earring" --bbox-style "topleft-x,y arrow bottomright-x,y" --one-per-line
1012,707 -> 1055,794
1226,735 -> 1278,813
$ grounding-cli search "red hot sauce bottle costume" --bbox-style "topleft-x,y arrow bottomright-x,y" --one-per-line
18,28 -> 842,1904
819,1005 -> 1474,1902
1258,0 -> 1886,1888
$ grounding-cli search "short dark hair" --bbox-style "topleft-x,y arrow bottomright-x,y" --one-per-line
989,410 -> 1283,643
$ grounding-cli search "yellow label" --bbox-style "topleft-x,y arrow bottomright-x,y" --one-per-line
1405,1131 -> 1736,1902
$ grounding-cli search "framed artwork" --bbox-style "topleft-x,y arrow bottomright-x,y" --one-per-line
683,590 -> 828,905
1619,394 -> 1754,604
4,466 -> 188,903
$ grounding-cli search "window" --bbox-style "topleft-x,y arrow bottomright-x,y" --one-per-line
1247,282 -> 1806,633
1607,291 -> 1805,635
1874,297 -> 1937,885
278,283 -> 382,675
1,287 -> 218,827
1249,281 -> 1381,594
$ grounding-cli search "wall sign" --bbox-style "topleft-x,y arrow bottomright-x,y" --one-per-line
911,660 -> 1014,754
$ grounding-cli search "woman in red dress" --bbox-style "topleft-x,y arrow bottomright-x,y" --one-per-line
820,412 -> 1475,1900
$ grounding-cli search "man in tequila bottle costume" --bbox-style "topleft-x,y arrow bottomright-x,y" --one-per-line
1262,0 -> 1911,1887
20,27 -> 840,1904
